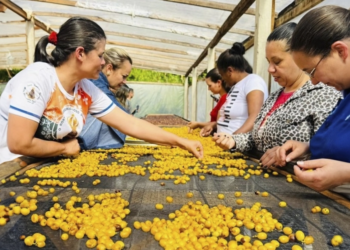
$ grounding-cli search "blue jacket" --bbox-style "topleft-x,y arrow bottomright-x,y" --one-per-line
78,72 -> 127,150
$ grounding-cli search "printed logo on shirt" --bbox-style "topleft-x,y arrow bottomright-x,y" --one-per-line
345,114 -> 350,121
23,83 -> 41,104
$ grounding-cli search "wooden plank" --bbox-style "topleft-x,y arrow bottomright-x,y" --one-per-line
26,17 -> 35,64
0,0 -> 54,33
107,40 -> 188,55
243,0 -> 324,51
163,0 -> 279,17
185,0 -> 255,77
0,3 -> 6,12
274,0 -> 323,27
184,77 -> 189,119
205,47 -> 215,121
29,0 -> 76,6
253,0 -> 273,84
34,10 -> 254,37
191,67 -> 198,121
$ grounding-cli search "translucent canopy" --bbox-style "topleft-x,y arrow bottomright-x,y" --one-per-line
0,0 -> 349,76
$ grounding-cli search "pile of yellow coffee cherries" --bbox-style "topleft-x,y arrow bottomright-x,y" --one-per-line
134,201 -> 318,250
30,192 -> 129,249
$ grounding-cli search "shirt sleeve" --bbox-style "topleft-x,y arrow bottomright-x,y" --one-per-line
233,132 -> 255,152
8,65 -> 53,123
244,75 -> 267,96
83,80 -> 116,118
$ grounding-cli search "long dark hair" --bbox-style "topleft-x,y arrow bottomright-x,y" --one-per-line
268,22 -> 296,51
34,17 -> 106,67
217,42 -> 252,73
290,6 -> 350,56
206,68 -> 230,93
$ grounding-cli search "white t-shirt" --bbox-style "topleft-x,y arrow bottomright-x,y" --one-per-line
0,62 -> 115,164
217,74 -> 268,134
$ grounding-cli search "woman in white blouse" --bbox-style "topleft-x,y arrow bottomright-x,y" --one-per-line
200,42 -> 268,136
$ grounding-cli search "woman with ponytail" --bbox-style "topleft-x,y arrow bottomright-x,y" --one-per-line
200,42 -> 268,137
0,17 -> 203,166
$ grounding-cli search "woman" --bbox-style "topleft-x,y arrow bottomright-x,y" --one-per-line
213,23 -> 341,163
201,42 -> 269,137
78,47 -> 132,150
0,17 -> 203,165
187,68 -> 229,134
262,6 -> 350,192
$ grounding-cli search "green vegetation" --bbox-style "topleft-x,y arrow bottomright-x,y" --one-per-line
0,69 -> 22,83
128,68 -> 184,84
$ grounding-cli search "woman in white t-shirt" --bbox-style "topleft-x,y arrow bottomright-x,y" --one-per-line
200,42 -> 268,136
0,17 -> 203,166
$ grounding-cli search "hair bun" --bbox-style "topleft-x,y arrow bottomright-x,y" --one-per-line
230,42 -> 245,55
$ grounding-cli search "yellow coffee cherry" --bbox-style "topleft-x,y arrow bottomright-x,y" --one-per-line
234,191 -> 242,197
199,176 -> 205,180
331,235 -> 343,247
20,208 -> 30,216
49,188 -> 55,193
218,194 -> 225,200
257,232 -> 267,240
86,239 -> 97,248
295,230 -> 305,242
133,221 -> 141,229
321,208 -> 330,215
15,196 -> 25,203
236,199 -> 243,205
283,227 -> 293,235
279,235 -> 289,244
304,236 -> 314,245
52,196 -> 58,202
24,236 -> 34,246
279,201 -> 287,208
286,177 -> 293,183
168,213 -> 176,219
155,204 -> 163,210
272,171 -> 279,176
291,245 -> 303,250
186,192 -> 193,198
166,196 -> 173,203
61,233 -> 69,241
9,191 -> 16,197
0,217 -> 7,226
261,192 -> 269,197
263,173 -> 269,178
314,206 -> 321,212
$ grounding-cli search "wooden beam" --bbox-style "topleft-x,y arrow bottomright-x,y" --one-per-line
191,67 -> 198,121
184,77 -> 189,119
253,0 -> 273,85
185,0 -> 255,77
0,3 -> 7,12
34,10 -> 254,37
30,0 -> 76,6
26,17 -> 35,64
243,0 -> 323,50
107,40 -> 188,55
0,0 -> 54,33
163,0 -> 279,17
0,33 -> 26,38
206,47 -> 215,121
274,0 -> 323,27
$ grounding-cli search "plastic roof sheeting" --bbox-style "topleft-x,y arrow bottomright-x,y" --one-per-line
0,0 -> 349,76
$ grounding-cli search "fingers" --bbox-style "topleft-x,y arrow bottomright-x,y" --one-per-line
294,165 -> 315,182
296,159 -> 324,169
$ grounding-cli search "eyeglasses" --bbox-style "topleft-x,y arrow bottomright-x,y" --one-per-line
305,55 -> 326,78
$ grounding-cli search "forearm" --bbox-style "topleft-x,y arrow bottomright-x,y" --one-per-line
100,109 -> 185,147
232,132 -> 254,152
233,116 -> 255,134
8,137 -> 67,158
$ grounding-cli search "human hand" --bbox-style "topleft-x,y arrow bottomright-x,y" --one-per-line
294,159 -> 350,192
200,124 -> 214,137
187,121 -> 199,134
212,132 -> 235,150
178,138 -> 204,159
62,138 -> 81,157
275,140 -> 310,167
260,146 -> 280,167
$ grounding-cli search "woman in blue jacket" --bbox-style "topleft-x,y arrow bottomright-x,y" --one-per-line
78,47 -> 132,149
